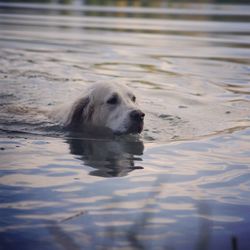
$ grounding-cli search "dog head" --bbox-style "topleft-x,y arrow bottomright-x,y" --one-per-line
67,83 -> 145,135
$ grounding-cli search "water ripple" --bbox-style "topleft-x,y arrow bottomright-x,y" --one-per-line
1,2 -> 250,250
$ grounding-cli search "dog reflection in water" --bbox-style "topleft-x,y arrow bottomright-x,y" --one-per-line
67,136 -> 144,177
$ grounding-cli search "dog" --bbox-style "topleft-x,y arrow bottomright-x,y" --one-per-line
60,82 -> 145,135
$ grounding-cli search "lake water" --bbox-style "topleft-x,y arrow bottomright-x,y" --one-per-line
0,1 -> 250,249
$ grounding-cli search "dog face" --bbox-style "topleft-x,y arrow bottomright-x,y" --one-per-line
67,83 -> 145,134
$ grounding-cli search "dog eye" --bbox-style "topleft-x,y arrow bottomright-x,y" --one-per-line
107,95 -> 118,105
131,96 -> 136,102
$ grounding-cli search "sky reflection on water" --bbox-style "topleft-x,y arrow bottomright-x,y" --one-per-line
0,1 -> 250,249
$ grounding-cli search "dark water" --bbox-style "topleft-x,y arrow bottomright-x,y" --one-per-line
0,1 -> 250,249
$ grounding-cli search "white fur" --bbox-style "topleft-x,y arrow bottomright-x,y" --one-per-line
53,83 -> 145,134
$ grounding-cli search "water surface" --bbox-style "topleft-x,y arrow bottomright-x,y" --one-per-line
0,1 -> 250,249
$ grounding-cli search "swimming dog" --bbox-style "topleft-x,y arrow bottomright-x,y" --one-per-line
61,82 -> 145,135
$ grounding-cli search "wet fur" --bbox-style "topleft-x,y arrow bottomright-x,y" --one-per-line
68,97 -> 91,126
59,83 -> 144,134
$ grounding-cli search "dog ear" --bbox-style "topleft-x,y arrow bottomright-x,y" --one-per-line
67,96 -> 94,128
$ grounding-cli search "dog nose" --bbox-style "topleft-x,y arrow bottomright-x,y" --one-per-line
130,110 -> 145,121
